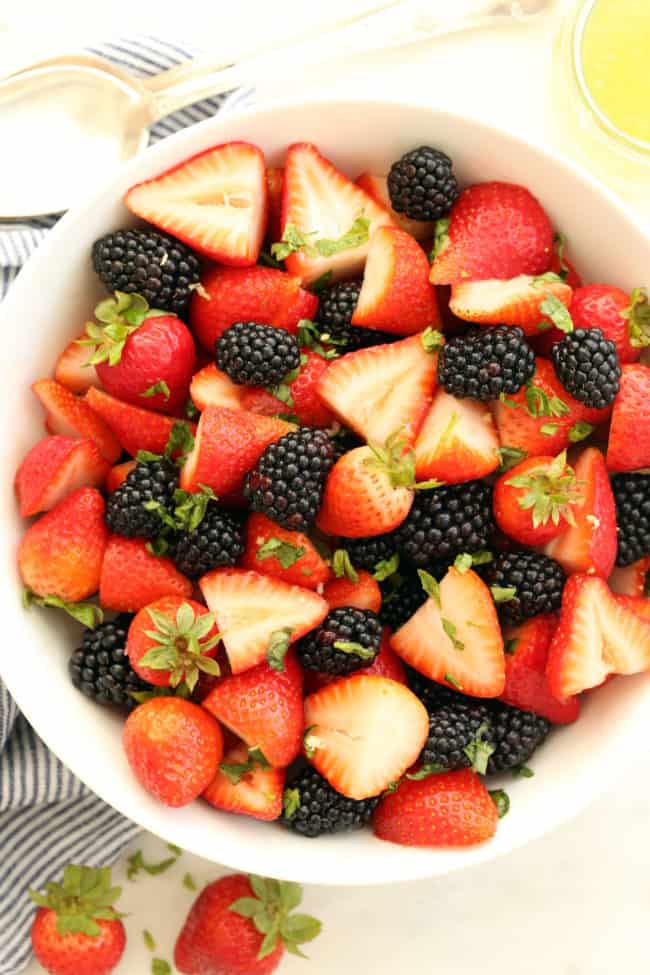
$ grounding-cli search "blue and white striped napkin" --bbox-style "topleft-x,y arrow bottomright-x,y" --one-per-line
0,36 -> 252,974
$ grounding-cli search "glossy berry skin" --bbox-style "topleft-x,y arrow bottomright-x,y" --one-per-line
68,614 -> 146,710
174,875 -> 283,975
315,280 -> 393,350
396,481 -> 493,566
611,474 -> 650,566
32,379 -> 122,464
170,505 -> 244,579
216,321 -> 301,387
85,387 -> 197,459
31,909 -> 125,975
437,325 -> 535,401
105,458 -> 178,539
282,766 -> 380,838
486,703 -> 550,773
387,145 -> 459,221
484,551 -> 565,624
123,697 -> 223,807
99,536 -> 192,613
14,435 -> 109,518
606,364 -> 650,473
324,570 -> 382,613
295,607 -> 383,675
571,284 -> 638,364
550,328 -> 621,410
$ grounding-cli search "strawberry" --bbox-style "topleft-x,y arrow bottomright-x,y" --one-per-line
99,536 -> 192,612
180,407 -> 292,497
279,142 -> 395,284
500,614 -> 580,724
570,284 -> 640,364
303,675 -> 429,799
202,741 -> 285,821
174,874 -> 321,975
414,389 -> 499,484
351,227 -> 441,335
29,865 -> 125,975
606,364 -> 650,472
391,567 -> 505,697
316,442 -> 414,538
18,487 -> 108,603
616,594 -> 650,622
493,450 -> 583,546
429,181 -> 554,285
372,768 -> 498,847
33,379 -> 121,463
448,273 -> 573,336
609,557 -> 650,597
126,141 -> 268,265
356,171 -> 434,241
126,596 -> 221,691
123,697 -> 223,806
203,650 -> 304,767
85,386 -> 197,458
105,460 -> 136,493
304,627 -> 406,693
81,293 -> 195,414
190,363 -> 243,412
200,568 -> 327,674
266,165 -> 284,243
240,512 -> 331,591
15,435 -> 109,517
54,333 -> 100,394
189,265 -> 318,349
546,574 -> 650,698
272,349 -> 333,427
492,357 -> 609,457
544,447 -> 617,579
317,333 -> 439,447
324,570 -> 382,613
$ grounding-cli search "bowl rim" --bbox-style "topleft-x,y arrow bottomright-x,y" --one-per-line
3,93 -> 649,885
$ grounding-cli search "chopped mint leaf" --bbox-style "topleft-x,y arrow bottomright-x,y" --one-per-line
164,421 -> 194,464
421,327 -> 445,353
540,422 -> 559,436
497,446 -> 527,473
489,789 -> 510,818
22,590 -> 103,629
302,726 -> 320,759
406,763 -> 445,781
333,641 -> 376,660
258,248 -> 283,269
185,399 -> 199,420
183,873 -> 197,891
430,217 -> 450,261
332,549 -> 359,583
624,287 -> 650,347
504,637 -> 519,655
442,618 -> 464,651
136,449 -> 163,463
373,553 -> 400,581
524,383 -> 569,419
271,224 -> 315,261
552,231 -> 570,281
569,421 -> 595,443
463,721 -> 495,774
418,569 -> 441,608
127,850 -> 177,881
444,673 -> 462,690
220,748 -> 270,785
257,537 -> 305,569
310,270 -> 334,294
513,764 -> 534,779
532,271 -> 564,287
314,215 -> 370,257
296,319 -> 340,359
267,628 -> 294,672
143,930 -> 156,951
539,292 -> 573,333
283,788 -> 301,818
167,843 -> 182,856
454,553 -> 473,574
491,586 -> 517,603
140,380 -> 170,401
152,960 -> 171,975
498,392 -> 520,410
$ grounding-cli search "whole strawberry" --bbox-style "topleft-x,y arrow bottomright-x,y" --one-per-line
174,873 -> 321,975
29,864 -> 125,975
80,292 -> 195,414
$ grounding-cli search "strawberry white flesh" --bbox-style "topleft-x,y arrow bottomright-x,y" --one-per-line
190,364 -> 243,412
54,334 -> 100,394
449,274 -> 572,334
414,389 -> 499,483
304,676 -> 429,800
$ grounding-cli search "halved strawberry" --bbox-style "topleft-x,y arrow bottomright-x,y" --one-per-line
199,568 -> 327,674
126,141 -> 268,265
189,265 -> 318,349
105,460 -> 136,493
190,364 -> 243,413
414,389 -> 499,484
280,142 -> 395,284
616,594 -> 650,622
544,447 -> 617,579
429,181 -> 554,285
202,649 -> 304,767
317,334 -> 439,446
180,407 -> 292,497
266,166 -> 285,243
546,574 -> 650,698
277,350 -> 333,427
356,172 -> 434,241
448,274 -> 573,337
391,567 -> 505,697
99,536 -> 192,612
609,557 -> 650,597
241,512 -> 331,591
54,333 -> 100,393
571,284 -> 640,364
317,444 -> 414,538
493,451 -> 583,547
500,614 -> 580,724
351,227 -> 440,335
85,387 -> 196,458
324,570 -> 382,614
33,379 -> 121,463
202,741 -> 285,822
15,436 -> 109,518
303,675 -> 429,800
606,364 -> 650,472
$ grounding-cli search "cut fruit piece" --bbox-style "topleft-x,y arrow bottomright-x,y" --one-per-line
351,227 -> 440,335
189,364 -> 244,413
15,435 -> 109,518
200,568 -> 328,674
606,364 -> 650,472
99,536 -> 192,612
303,675 -> 428,800
105,460 -> 136,493
54,333 -> 100,394
33,379 -> 121,463
266,165 -> 285,243
323,570 -> 382,614
202,742 -> 285,821
356,172 -> 434,241
414,389 -> 499,484
126,141 -> 268,265
317,334 -> 438,447
609,557 -> 650,597
391,567 -> 506,698
449,274 -> 573,337
281,142 -> 395,284
241,512 -> 331,591
85,387 -> 196,458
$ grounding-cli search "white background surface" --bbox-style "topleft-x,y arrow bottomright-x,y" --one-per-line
5,2 -> 650,972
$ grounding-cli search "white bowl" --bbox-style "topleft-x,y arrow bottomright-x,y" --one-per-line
3,98 -> 650,886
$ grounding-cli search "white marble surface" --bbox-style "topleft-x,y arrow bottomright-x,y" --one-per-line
7,2 -> 650,972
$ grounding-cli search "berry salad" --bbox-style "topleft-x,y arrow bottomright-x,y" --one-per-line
14,138 -> 650,849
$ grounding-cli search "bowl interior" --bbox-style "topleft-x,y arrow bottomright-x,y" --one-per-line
2,98 -> 650,885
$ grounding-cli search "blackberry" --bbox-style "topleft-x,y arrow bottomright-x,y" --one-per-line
550,327 -> 621,408
346,533 -> 400,573
396,481 -> 494,566
484,551 -> 565,624
244,429 -> 335,532
330,428 -> 364,463
282,766 -> 379,838
315,281 -> 394,351
421,699 -> 494,771
407,667 -> 469,711
486,702 -> 550,774
438,326 -> 535,401
379,571 -> 427,631
105,458 -> 178,539
92,229 -> 200,317
295,607 -> 383,675
215,322 -> 300,387
387,146 -> 459,222
612,474 -> 650,567
68,615 -> 147,710
170,506 -> 244,579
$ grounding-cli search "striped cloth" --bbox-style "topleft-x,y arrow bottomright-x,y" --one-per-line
0,36 -> 252,974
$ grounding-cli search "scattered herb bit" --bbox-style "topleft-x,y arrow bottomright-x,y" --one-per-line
152,959 -> 171,975
143,930 -> 156,952
569,421 -> 595,443
257,537 -> 305,569
552,232 -> 569,281
140,380 -> 170,401
430,217 -> 450,261
127,849 -> 178,881
406,763 -> 445,781
421,327 -> 445,353
22,589 -> 103,628
524,383 -> 569,419
490,586 -> 517,603
302,726 -> 320,759
463,722 -> 495,774
220,748 -> 270,785
167,843 -> 182,856
271,216 -> 369,262
624,287 -> 650,347
498,392 -> 520,410
442,618 -> 464,652
187,281 -> 210,300
497,446 -> 528,473
296,318 -> 340,359
310,270 -> 334,294
283,788 -> 301,818
540,422 -> 559,436
333,640 -> 375,660
258,248 -> 283,269
504,637 -> 519,655
505,449 -> 581,529
164,421 -> 195,465
539,292 -> 573,333
513,764 -> 534,779
418,569 -> 441,608
267,628 -> 294,672
454,553 -> 473,574
532,271 -> 565,287
185,399 -> 199,420
183,873 -> 197,891
489,789 -> 510,818
332,549 -> 359,583
444,673 -> 462,690
373,553 -> 400,581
